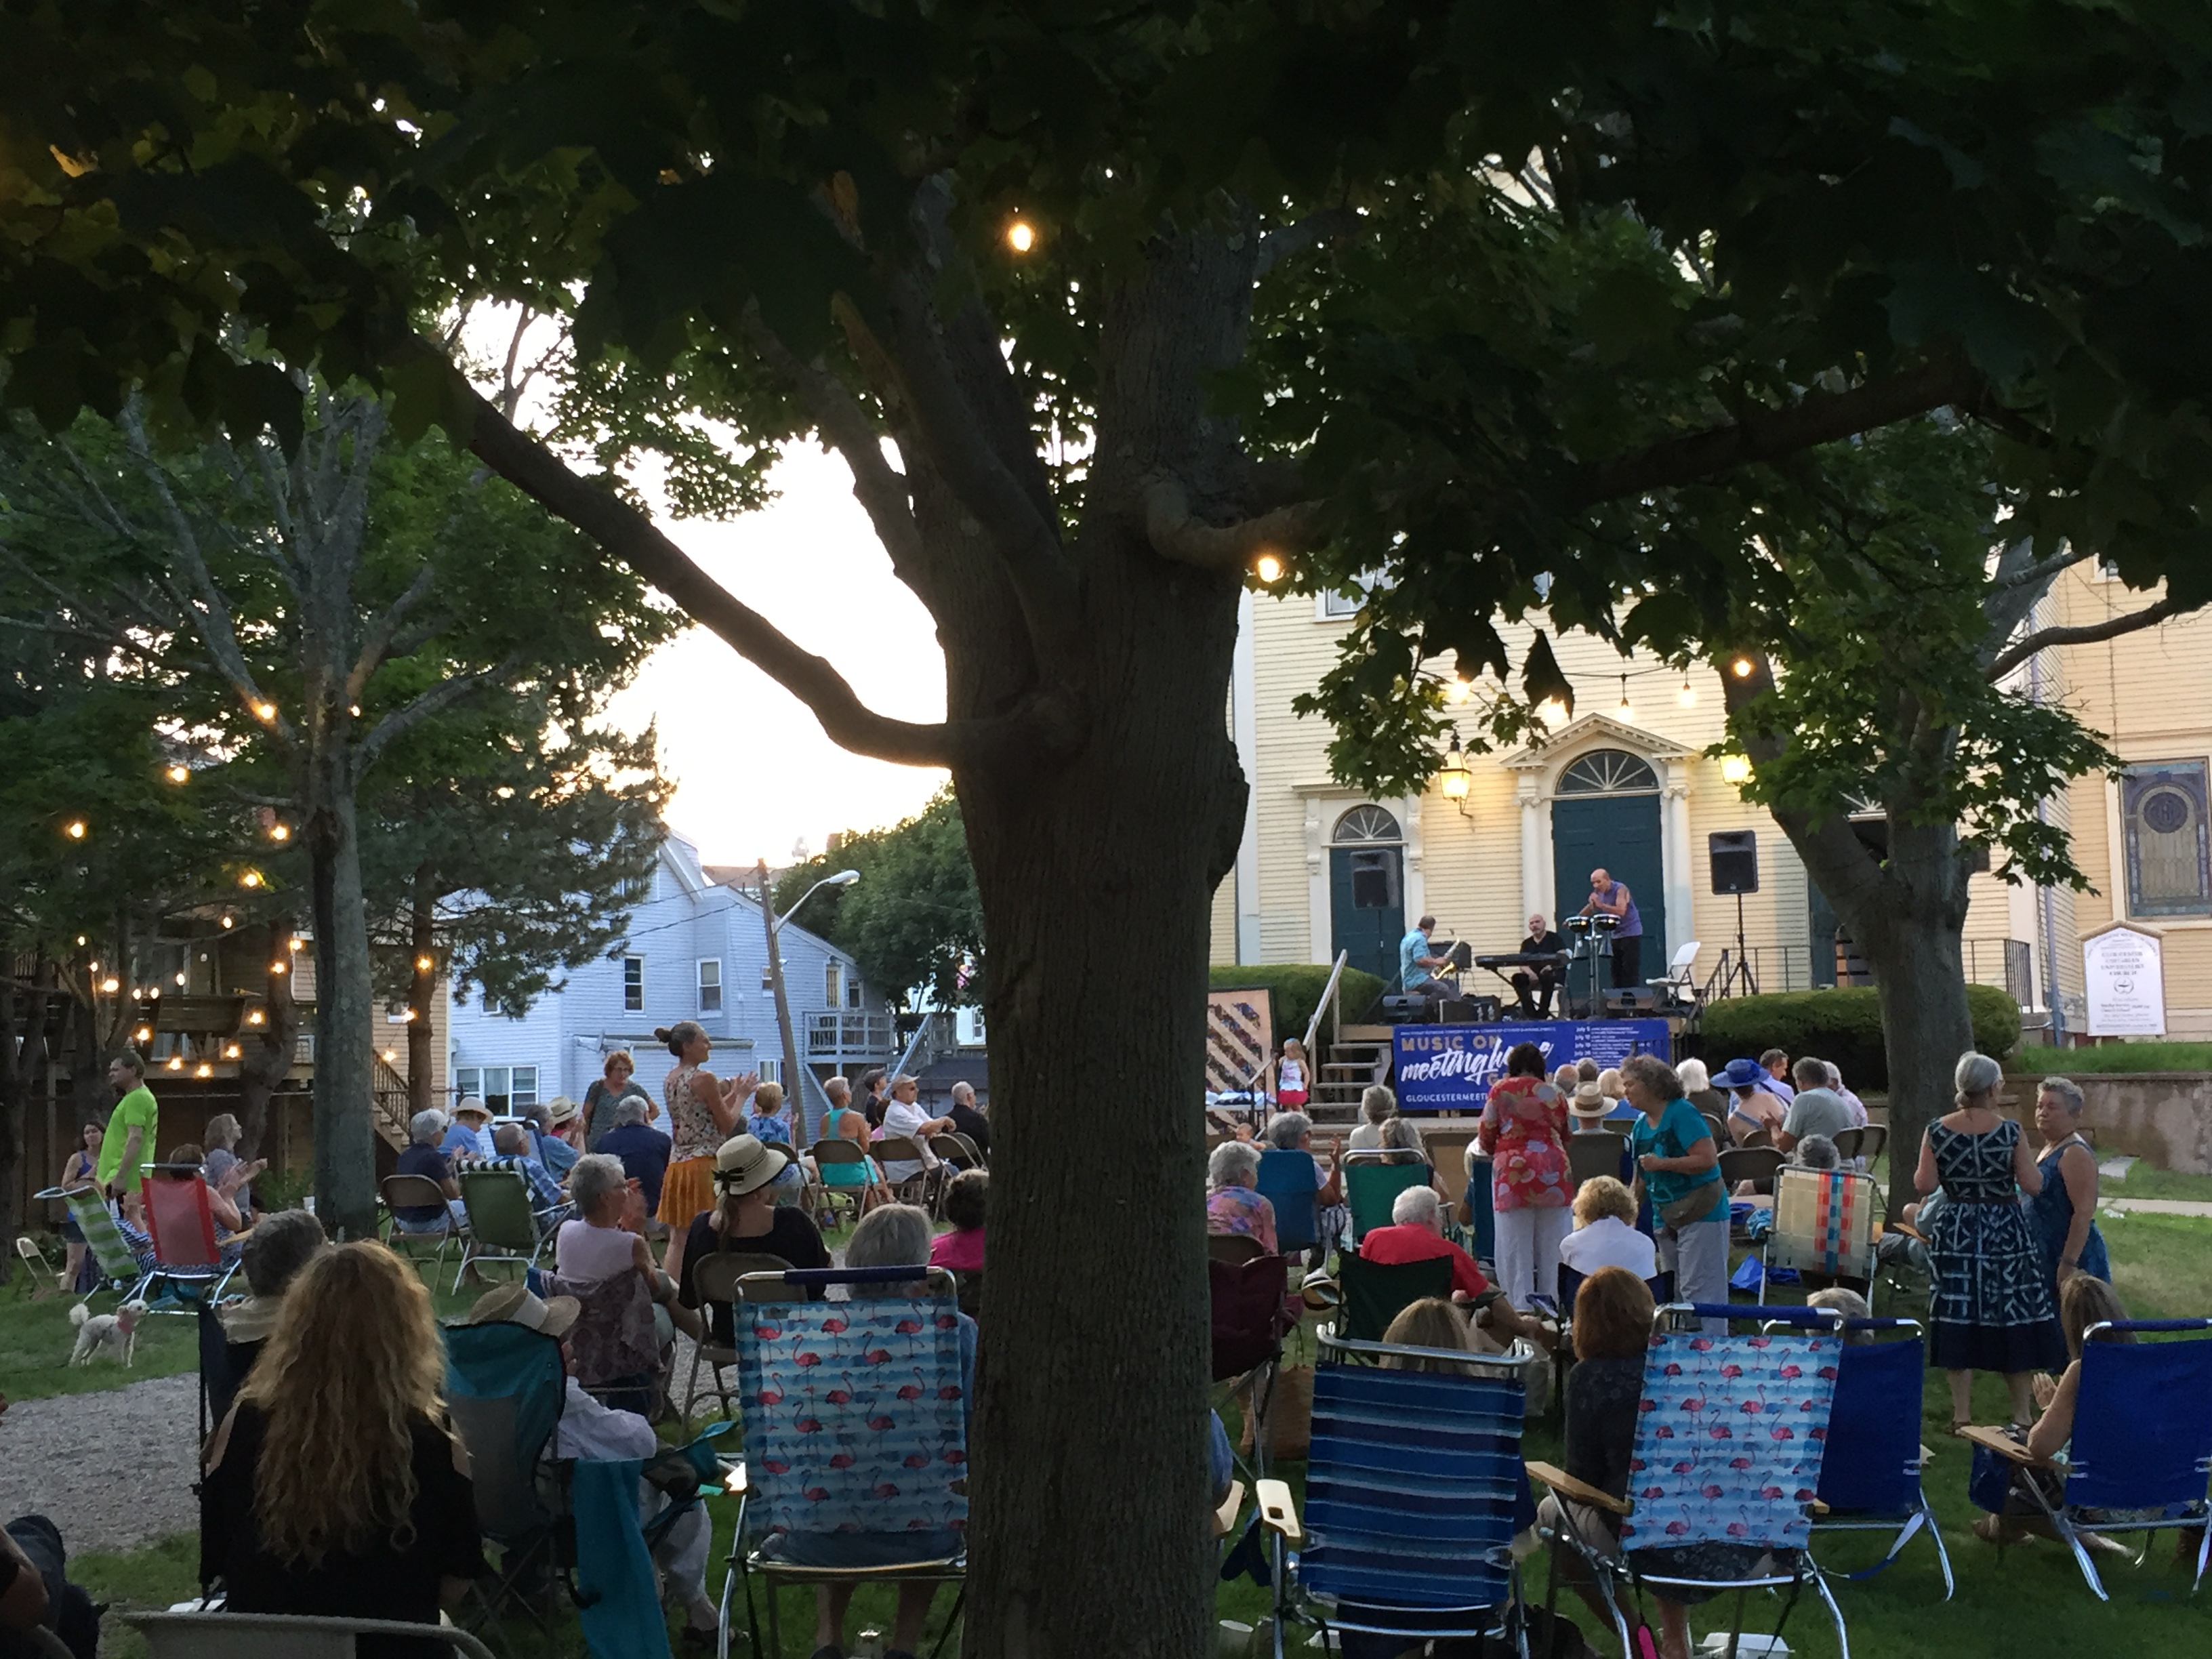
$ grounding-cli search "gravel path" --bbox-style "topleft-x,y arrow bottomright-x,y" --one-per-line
6,1372 -> 202,1554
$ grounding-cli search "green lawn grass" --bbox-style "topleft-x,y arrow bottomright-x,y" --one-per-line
2101,1166 -> 2212,1207
2017,1040 -> 2212,1073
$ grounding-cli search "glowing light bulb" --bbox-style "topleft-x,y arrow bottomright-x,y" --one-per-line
269,823 -> 290,842
196,1063 -> 213,1078
404,1008 -> 419,1022
1254,553 -> 1284,583
1678,676 -> 1697,708
89,961 -> 100,974
167,764 -> 190,783
63,820 -> 85,839
240,871 -> 262,888
220,915 -> 234,930
75,935 -> 85,947
224,1044 -> 241,1059
1006,219 -> 1036,253
174,972 -> 186,986
166,1055 -> 184,1071
382,1050 -> 398,1063
1730,655 -> 1755,679
135,1027 -> 152,1043
101,978 -> 120,994
247,1010 -> 265,1026
253,700 -> 277,721
415,956 -> 434,972
289,937 -> 304,951
270,960 -> 287,974
1615,676 -> 1633,723
1720,754 -> 1753,785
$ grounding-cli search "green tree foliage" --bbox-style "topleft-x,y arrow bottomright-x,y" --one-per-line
775,788 -> 983,1012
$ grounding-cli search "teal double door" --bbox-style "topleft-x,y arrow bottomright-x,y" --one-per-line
1552,793 -> 1665,998
1330,844 -> 1404,987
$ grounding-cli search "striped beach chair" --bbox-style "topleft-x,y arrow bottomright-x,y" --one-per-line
1758,1166 -> 1878,1298
1530,1305 -> 1850,1658
61,1185 -> 148,1302
1255,1335 -> 1542,1658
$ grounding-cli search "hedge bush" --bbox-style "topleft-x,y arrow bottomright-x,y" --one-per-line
1693,984 -> 2020,1090
1210,963 -> 1389,1046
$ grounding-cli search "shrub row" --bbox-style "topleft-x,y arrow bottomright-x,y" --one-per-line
1691,984 -> 2021,1091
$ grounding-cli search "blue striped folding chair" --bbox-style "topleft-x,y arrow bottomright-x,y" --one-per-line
1757,1167 -> 1879,1300
1254,1332 -> 1542,1659
1767,1315 -> 1952,1598
1529,1304 -> 1850,1659
1963,1316 -> 2212,1599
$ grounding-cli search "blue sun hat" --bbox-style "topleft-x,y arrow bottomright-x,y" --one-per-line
1713,1057 -> 1768,1090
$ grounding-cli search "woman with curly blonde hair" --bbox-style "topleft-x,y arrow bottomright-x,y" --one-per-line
200,1243 -> 485,1650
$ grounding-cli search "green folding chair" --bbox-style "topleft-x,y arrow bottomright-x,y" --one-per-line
1334,1252 -> 1454,1345
62,1185 -> 148,1301
452,1169 -> 551,1292
1342,1153 -> 1431,1244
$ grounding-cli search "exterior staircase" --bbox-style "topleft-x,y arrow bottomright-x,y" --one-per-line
372,1055 -> 414,1151
1309,1023 -> 1393,1126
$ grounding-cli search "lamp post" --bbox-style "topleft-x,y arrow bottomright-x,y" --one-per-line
757,862 -> 861,1143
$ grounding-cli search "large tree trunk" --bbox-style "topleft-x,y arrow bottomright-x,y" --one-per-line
0,966 -> 58,1284
951,234 -> 1251,1659
407,870 -> 437,1117
237,912 -> 298,1164
309,775 -> 378,1240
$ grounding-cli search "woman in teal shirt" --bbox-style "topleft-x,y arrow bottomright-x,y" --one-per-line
1622,1054 -> 1725,1333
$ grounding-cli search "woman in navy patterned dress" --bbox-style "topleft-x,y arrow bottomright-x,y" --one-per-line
1915,1052 -> 2067,1431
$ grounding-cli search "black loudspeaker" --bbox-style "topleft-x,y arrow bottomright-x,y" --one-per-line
1349,849 -> 1401,909
1442,996 -> 1501,1024
1604,988 -> 1659,1015
1380,995 -> 1429,1025
1709,830 -> 1759,895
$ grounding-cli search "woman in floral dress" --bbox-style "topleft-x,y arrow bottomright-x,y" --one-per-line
1915,1050 -> 2066,1431
653,1020 -> 753,1287
1478,1041 -> 1573,1305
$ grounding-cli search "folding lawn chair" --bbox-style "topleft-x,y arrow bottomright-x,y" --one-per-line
724,1265 -> 969,1659
1254,1336 -> 1544,1659
567,1420 -> 739,1659
141,1166 -> 246,1307
1343,1151 -> 1431,1244
1333,1253 -> 1454,1345
1257,1148 -> 1322,1258
1462,1151 -> 1496,1267
1528,1303 -> 1849,1659
1208,1233 -> 1268,1265
13,1233 -> 66,1300
1717,1144 -> 1785,1198
452,1168 -> 555,1293
62,1184 -> 150,1301
546,1269 -> 664,1420
678,1250 -> 792,1433
1776,1315 -> 1952,1598
871,1136 -> 941,1210
1962,1315 -> 2212,1599
1757,1166 -> 1879,1299
125,1611 -> 495,1658
1212,1252 -> 1294,1477
1568,1132 -> 1629,1192
1832,1125 -> 1888,1168
382,1172 -> 462,1279
806,1137 -> 872,1228
443,1317 -> 575,1644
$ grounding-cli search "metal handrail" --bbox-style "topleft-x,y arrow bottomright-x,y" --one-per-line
1301,950 -> 1350,1061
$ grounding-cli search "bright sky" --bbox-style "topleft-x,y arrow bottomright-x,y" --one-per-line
603,443 -> 949,865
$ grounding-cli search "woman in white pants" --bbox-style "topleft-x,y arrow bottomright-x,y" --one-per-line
1623,1052 -> 1728,1334
1478,1042 -> 1575,1306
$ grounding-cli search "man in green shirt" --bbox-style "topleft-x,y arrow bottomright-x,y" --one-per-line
96,1054 -> 158,1197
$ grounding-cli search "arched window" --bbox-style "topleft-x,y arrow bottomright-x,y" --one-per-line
1332,804 -> 1403,845
1557,750 -> 1660,796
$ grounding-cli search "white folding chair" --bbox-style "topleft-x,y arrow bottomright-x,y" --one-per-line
1647,939 -> 1702,1002
127,1612 -> 494,1658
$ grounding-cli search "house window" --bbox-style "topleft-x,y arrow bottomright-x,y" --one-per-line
2121,761 -> 2212,917
756,1057 -> 781,1085
454,1065 -> 537,1111
1557,750 -> 1660,796
846,978 -> 862,1010
623,955 -> 644,1012
697,958 -> 723,1015
825,962 -> 842,1006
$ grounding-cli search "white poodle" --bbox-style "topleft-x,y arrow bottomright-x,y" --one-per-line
68,1298 -> 147,1367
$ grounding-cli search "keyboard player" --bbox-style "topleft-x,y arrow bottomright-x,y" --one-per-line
1511,913 -> 1567,1019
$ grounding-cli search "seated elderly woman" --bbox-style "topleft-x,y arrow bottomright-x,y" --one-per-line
391,1109 -> 466,1234
554,1153 -> 701,1344
1206,1141 -> 1278,1254
929,1169 -> 988,1273
1732,1130 -> 1841,1198
1557,1176 -> 1657,1283
1806,1286 -> 1875,1342
760,1202 -> 977,1659
1262,1111 -> 1347,1250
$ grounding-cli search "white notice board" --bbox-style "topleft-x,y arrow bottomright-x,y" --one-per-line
2083,923 -> 2166,1037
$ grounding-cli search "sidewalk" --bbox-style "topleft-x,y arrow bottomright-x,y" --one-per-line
2100,1197 -> 2212,1218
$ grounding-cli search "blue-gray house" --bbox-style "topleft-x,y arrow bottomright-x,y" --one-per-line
445,833 -> 895,1137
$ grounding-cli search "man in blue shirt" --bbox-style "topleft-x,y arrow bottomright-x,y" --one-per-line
1580,867 -> 1645,987
528,1101 -> 580,1176
597,1095 -> 674,1214
442,1097 -> 491,1158
1398,915 -> 1454,1012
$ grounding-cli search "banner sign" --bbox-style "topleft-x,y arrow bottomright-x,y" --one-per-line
1392,1020 -> 1674,1113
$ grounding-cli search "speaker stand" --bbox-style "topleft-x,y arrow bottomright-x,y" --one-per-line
1714,890 -> 1759,998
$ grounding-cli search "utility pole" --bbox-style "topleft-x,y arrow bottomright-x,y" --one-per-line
758,859 -> 808,1143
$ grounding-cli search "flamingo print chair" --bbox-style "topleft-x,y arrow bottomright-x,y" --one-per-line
1530,1305 -> 1851,1659
728,1265 -> 970,1658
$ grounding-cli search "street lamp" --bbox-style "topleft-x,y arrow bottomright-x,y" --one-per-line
762,865 -> 861,1142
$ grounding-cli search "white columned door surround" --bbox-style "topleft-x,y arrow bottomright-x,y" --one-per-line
1517,776 -> 1547,924
1304,798 -> 1331,964
1662,759 -> 1694,963
1298,790 -> 1416,964
1401,794 -> 1427,927
1231,590 -> 1261,963
1498,714 -> 1697,947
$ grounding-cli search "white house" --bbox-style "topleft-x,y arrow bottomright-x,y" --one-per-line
445,833 -> 896,1128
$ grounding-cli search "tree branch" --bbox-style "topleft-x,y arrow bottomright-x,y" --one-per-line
1985,593 -> 2190,680
415,342 -> 1077,771
1254,207 -> 1361,279
1578,357 -> 1987,504
1143,475 -> 1328,571
356,651 -> 525,774
346,562 -> 436,707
